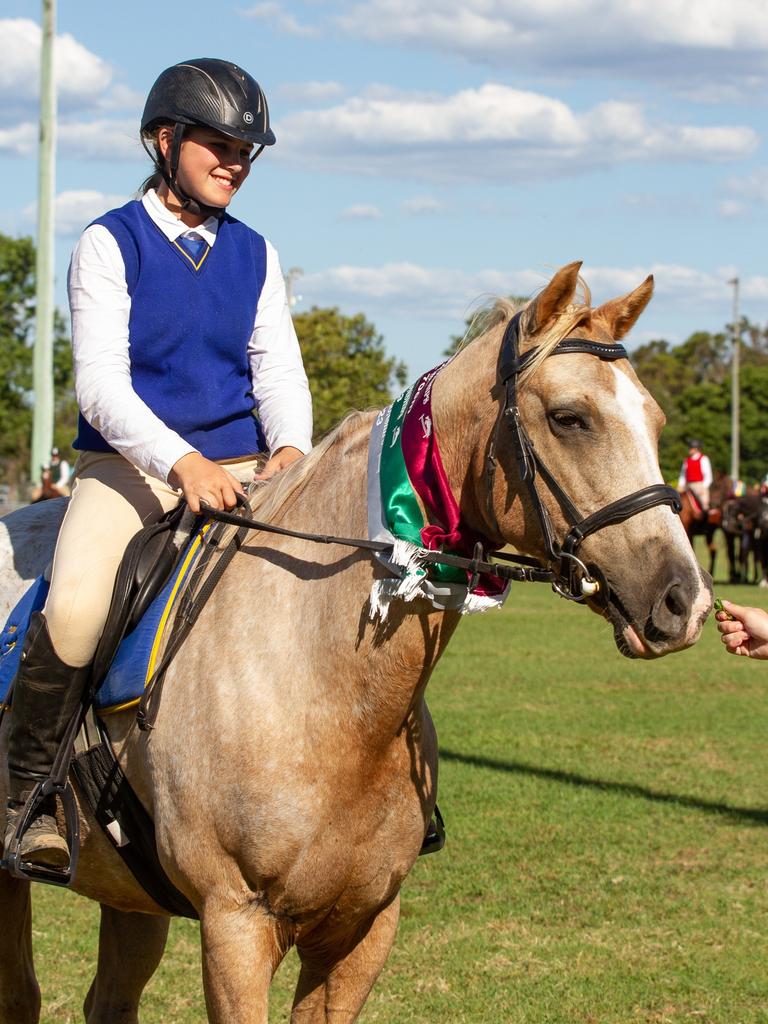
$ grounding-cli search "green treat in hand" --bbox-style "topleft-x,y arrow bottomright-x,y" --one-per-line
714,598 -> 733,619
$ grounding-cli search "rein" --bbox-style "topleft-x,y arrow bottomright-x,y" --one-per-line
201,312 -> 680,605
198,500 -> 556,587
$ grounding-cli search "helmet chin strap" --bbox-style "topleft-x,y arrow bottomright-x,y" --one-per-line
165,123 -> 225,221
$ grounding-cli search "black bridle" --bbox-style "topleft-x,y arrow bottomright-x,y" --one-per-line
485,312 -> 681,602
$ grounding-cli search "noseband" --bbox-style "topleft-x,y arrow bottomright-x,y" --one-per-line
486,312 -> 681,603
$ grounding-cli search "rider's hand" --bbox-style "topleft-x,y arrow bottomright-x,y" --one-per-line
254,446 -> 304,482
168,452 -> 245,514
715,600 -> 768,659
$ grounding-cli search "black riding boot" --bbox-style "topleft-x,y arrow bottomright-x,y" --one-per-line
3,613 -> 91,869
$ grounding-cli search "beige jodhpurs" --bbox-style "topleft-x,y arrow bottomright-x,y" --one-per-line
687,482 -> 710,511
42,451 -> 261,667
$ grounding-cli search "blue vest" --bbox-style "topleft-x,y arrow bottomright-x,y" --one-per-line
73,200 -> 267,462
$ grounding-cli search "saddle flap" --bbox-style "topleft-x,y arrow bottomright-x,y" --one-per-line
91,504 -> 189,686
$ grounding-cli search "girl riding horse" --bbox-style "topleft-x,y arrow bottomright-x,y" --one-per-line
4,59 -> 313,870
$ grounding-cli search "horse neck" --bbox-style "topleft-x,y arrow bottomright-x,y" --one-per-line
226,413 -> 460,744
429,330 -> 503,541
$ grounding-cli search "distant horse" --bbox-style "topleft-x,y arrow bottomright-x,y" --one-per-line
679,474 -> 732,580
0,263 -> 711,1024
30,467 -> 64,505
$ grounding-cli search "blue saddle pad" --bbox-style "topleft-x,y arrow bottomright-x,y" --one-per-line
0,525 -> 211,714
0,576 -> 50,702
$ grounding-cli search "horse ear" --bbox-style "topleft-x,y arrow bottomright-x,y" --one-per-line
595,275 -> 654,340
530,261 -> 583,335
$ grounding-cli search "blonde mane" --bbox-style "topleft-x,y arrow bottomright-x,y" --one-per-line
246,410 -> 377,523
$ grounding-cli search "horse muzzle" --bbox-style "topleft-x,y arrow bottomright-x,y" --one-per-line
597,561 -> 713,659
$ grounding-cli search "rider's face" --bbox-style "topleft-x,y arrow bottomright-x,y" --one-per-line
158,126 -> 253,218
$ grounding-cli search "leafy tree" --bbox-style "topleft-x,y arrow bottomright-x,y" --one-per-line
294,307 -> 407,439
0,233 -> 76,486
630,322 -> 768,483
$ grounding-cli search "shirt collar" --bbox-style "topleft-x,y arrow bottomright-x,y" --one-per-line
142,189 -> 220,247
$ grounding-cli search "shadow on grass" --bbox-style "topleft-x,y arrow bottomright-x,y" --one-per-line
440,748 -> 768,826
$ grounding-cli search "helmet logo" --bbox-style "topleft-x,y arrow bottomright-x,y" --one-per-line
243,111 -> 254,125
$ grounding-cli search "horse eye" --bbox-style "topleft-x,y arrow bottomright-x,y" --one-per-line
549,409 -> 587,431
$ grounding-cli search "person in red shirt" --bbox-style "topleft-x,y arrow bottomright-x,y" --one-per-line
678,439 -> 713,512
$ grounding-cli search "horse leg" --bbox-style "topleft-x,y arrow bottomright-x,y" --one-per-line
200,902 -> 292,1023
726,533 -> 738,583
0,871 -> 39,1024
707,528 -> 717,579
83,905 -> 169,1024
292,895 -> 400,1024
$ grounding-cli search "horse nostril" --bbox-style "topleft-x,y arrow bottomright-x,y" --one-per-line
664,582 -> 687,619
646,576 -> 695,645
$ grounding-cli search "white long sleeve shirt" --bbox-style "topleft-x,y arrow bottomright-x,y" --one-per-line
68,189 -> 313,483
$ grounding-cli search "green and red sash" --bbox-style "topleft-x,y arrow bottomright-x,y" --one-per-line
367,364 -> 509,616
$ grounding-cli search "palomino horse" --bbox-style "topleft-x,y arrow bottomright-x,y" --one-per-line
0,263 -> 711,1023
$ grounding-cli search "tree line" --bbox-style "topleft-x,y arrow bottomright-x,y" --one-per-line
1,230 -> 763,489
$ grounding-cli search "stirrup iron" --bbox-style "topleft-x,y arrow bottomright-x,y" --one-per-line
1,777 -> 80,886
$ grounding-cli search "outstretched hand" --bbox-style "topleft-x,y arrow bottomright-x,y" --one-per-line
715,600 -> 768,660
168,452 -> 245,514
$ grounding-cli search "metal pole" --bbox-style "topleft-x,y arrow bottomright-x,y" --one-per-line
728,276 -> 740,483
30,0 -> 57,483
285,267 -> 303,308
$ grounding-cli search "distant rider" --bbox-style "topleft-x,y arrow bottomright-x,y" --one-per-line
678,440 -> 712,514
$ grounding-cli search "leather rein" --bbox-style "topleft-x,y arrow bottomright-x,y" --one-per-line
201,313 -> 681,603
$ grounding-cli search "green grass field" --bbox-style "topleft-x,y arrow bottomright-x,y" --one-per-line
29,565 -> 768,1023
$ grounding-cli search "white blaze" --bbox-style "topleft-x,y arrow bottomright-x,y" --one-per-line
610,365 -> 663,484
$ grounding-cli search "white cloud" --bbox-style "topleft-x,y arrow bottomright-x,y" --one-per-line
58,120 -> 143,161
0,121 -> 36,158
300,262 -> 539,318
298,260 -> 756,323
339,204 -> 382,220
719,199 -> 749,219
0,19 -> 113,118
725,167 -> 768,203
239,3 -> 317,35
23,190 -> 128,236
277,81 -> 344,103
402,196 -> 443,215
336,0 -> 768,81
0,117 -> 143,160
274,84 -> 757,182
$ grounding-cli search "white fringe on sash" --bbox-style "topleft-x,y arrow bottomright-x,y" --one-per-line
367,406 -> 510,621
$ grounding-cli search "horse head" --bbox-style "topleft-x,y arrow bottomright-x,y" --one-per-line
434,261 -> 712,659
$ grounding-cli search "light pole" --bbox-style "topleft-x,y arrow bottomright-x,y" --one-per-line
728,277 -> 740,483
30,0 -> 57,483
285,267 -> 303,309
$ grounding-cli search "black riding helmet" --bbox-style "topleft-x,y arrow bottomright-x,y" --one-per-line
140,58 -> 276,218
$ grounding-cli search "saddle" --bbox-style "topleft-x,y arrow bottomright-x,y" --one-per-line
91,501 -> 191,684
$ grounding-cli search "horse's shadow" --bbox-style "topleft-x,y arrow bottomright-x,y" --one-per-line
439,748 -> 768,826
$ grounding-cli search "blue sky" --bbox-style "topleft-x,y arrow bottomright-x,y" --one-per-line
0,1 -> 765,378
